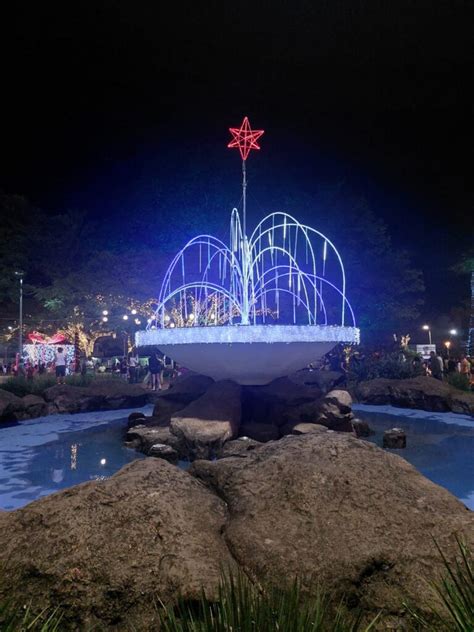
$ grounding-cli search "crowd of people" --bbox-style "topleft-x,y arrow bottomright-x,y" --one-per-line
422,350 -> 473,384
94,351 -> 180,390
2,343 -> 473,391
0,349 -> 179,389
317,343 -> 474,390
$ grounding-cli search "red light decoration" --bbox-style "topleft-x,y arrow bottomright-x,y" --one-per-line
27,331 -> 67,344
228,116 -> 264,161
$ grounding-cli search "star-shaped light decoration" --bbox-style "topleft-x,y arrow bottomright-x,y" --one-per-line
228,116 -> 264,161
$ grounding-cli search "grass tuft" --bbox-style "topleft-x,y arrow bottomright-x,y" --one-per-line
406,535 -> 474,631
157,573 -> 381,631
0,601 -> 63,631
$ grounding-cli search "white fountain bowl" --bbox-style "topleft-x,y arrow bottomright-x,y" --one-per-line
136,324 -> 360,385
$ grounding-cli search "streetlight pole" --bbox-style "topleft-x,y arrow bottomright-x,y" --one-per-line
14,271 -> 24,360
422,324 -> 432,345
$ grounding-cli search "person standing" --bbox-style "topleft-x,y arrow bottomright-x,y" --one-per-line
460,354 -> 471,376
55,347 -> 67,385
148,352 -> 163,391
128,353 -> 139,384
429,350 -> 443,380
120,357 -> 128,380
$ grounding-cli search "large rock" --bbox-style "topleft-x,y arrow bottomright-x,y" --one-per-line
0,388 -> 25,421
290,369 -> 345,394
44,380 -> 148,414
87,380 -> 148,410
239,422 -> 279,442
22,394 -> 48,418
315,389 -> 355,432
43,384 -> 104,414
242,376 -> 322,428
355,376 -> 474,416
170,380 -> 241,458
148,443 -> 179,463
125,424 -> 181,455
220,437 -> 262,458
149,374 -> 214,426
287,389 -> 354,433
190,432 -> 474,616
288,422 -> 328,435
0,459 -> 236,630
155,374 -> 214,408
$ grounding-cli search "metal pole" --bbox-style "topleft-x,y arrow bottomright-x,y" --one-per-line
242,159 -> 247,238
428,329 -> 432,345
19,276 -> 23,359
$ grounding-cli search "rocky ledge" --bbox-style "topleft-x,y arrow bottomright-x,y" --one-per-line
354,375 -> 474,416
0,380 -> 149,423
0,432 -> 472,630
125,372 -> 358,459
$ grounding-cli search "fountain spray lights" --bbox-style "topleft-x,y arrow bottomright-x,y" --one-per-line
137,117 -> 359,384
145,116 -> 357,334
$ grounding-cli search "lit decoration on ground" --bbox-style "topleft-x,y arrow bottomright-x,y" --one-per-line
27,332 -> 67,344
136,117 -> 359,384
23,344 -> 75,367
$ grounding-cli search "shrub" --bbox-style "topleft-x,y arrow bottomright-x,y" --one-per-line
447,373 -> 471,392
0,373 -> 95,397
349,352 -> 423,383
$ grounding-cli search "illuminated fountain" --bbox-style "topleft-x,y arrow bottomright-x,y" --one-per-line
136,118 -> 359,384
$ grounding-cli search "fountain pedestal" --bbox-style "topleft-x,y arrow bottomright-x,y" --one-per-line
137,324 -> 359,385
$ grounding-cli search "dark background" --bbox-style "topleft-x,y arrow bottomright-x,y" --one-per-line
1,1 -> 472,319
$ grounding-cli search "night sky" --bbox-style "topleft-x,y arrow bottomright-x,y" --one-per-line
1,2 -> 473,314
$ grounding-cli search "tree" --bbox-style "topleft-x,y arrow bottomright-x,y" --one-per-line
453,248 -> 474,354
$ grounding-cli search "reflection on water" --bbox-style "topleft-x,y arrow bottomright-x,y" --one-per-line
0,404 -> 472,512
354,405 -> 474,510
0,408 -> 149,510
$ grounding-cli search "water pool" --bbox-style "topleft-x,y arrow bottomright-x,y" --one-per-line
0,404 -> 472,512
353,404 -> 474,510
0,406 -> 153,510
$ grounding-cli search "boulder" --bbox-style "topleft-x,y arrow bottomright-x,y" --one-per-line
170,380 -> 241,459
324,389 -> 352,413
238,422 -> 279,442
155,374 -> 214,408
352,418 -> 373,438
288,389 -> 354,433
220,437 -> 262,458
289,422 -> 328,435
44,381 -> 148,414
0,389 -> 25,421
242,376 -> 322,428
383,428 -> 407,449
151,397 -> 188,426
0,459 -> 236,630
450,390 -> 474,416
290,369 -> 345,394
22,394 -> 48,418
87,380 -> 148,410
125,424 -> 181,455
127,411 -> 146,425
148,443 -> 179,463
355,376 -> 474,416
190,433 -> 474,616
43,384 -> 104,414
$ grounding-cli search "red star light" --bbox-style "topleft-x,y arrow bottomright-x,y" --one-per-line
228,116 -> 264,161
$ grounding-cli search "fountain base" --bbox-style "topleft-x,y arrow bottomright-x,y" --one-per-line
136,324 -> 359,385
